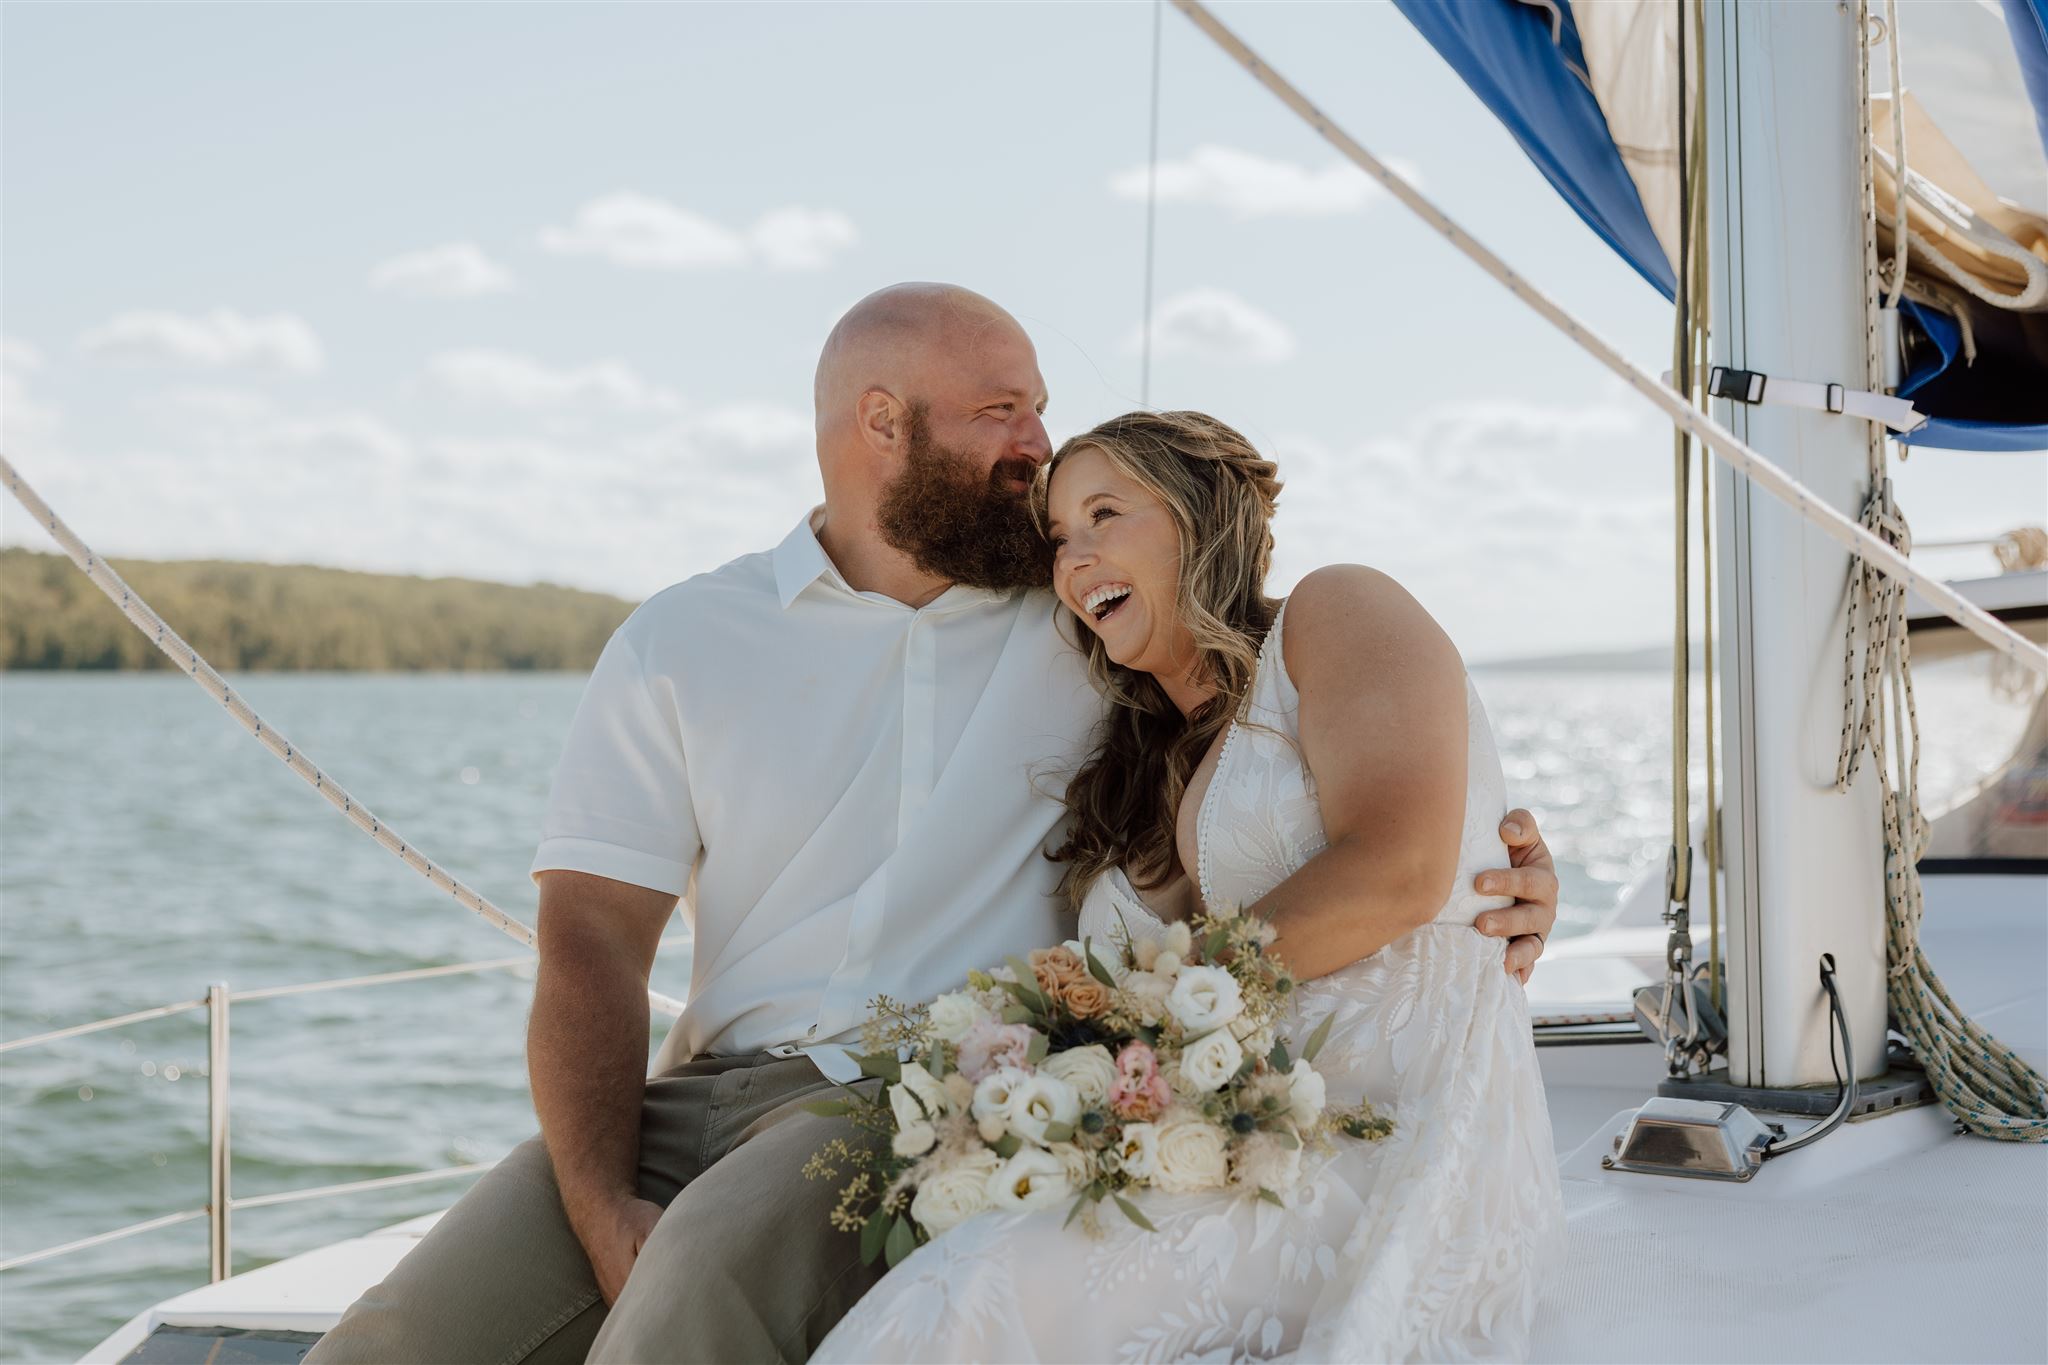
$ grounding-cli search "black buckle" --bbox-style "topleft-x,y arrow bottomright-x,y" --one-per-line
1708,366 -> 1767,404
1825,382 -> 1846,414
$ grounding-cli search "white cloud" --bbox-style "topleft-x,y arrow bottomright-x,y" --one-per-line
421,349 -> 682,412
1109,145 -> 1419,218
539,192 -> 858,271
1130,289 -> 1296,365
79,309 -> 325,374
749,207 -> 860,271
369,242 -> 516,298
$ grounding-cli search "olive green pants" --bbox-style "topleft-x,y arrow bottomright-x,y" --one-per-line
305,1053 -> 882,1365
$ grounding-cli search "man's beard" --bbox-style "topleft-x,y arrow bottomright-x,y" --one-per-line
875,404 -> 1052,591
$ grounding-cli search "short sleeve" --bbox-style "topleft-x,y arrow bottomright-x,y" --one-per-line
528,628 -> 699,897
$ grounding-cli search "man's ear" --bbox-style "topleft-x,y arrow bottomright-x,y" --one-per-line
855,388 -> 908,459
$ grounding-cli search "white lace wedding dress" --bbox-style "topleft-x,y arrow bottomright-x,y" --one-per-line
813,605 -> 1564,1363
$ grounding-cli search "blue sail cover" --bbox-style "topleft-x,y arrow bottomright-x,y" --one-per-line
1394,0 -> 2048,453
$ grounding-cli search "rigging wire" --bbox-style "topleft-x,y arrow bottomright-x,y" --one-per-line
1141,0 -> 1164,408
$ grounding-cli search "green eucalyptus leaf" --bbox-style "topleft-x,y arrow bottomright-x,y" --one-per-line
1268,1040 -> 1290,1073
1084,940 -> 1119,988
1258,1187 -> 1286,1207
857,1051 -> 903,1085
1042,1120 -> 1075,1143
1111,1191 -> 1158,1233
802,1099 -> 853,1118
994,1132 -> 1023,1159
1203,926 -> 1230,960
884,1215 -> 917,1268
1000,1004 -> 1038,1025
1025,1031 -> 1050,1066
1301,1012 -> 1336,1064
859,1205 -> 892,1265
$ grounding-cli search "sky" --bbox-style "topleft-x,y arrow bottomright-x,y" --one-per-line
3,1 -> 2042,662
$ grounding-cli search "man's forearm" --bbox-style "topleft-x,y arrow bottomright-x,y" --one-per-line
528,940 -> 653,1241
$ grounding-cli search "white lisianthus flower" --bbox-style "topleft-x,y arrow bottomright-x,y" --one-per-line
893,1119 -> 937,1158
972,1067 -> 1032,1124
1152,1113 -> 1231,1192
1179,1027 -> 1245,1094
897,1061 -> 952,1118
1050,1140 -> 1096,1190
986,1146 -> 1073,1212
1041,1045 -> 1117,1109
1287,1059 -> 1328,1127
1230,1133 -> 1303,1193
1005,1072 -> 1082,1146
925,991 -> 992,1045
1115,1122 -> 1162,1181
1167,965 -> 1244,1034
1120,972 -> 1172,1027
911,1150 -> 1000,1234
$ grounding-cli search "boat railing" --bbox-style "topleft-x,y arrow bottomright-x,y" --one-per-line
0,936 -> 684,1280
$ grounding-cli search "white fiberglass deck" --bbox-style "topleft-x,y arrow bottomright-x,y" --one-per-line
85,873 -> 2047,1364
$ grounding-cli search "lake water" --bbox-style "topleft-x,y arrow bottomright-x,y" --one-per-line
0,665 -> 2027,1360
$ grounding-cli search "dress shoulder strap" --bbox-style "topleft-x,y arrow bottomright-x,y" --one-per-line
1245,599 -> 1299,729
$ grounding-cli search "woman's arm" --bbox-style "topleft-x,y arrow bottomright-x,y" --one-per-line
1245,565 -> 1469,981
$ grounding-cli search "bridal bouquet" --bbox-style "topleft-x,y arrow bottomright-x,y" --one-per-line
802,904 -> 1393,1268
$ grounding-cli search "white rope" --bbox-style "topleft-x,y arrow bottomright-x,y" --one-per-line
1881,0 -> 1908,311
0,453 -> 685,1020
1168,0 -> 2048,681
1843,2 -> 2047,1142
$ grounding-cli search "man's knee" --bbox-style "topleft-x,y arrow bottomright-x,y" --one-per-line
308,1137 -> 605,1365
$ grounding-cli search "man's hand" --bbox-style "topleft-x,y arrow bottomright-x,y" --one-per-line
584,1196 -> 664,1307
1473,809 -> 1559,985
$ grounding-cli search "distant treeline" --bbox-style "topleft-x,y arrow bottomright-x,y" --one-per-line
1,548 -> 636,671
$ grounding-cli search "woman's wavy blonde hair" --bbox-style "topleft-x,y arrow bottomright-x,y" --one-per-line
1032,410 -> 1284,911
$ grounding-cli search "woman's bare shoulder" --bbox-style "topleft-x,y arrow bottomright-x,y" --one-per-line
1281,564 -> 1460,688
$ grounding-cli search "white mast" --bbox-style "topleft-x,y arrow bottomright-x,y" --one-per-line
1707,0 -> 1889,1088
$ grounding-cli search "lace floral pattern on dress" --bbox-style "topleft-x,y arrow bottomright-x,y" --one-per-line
814,601 -> 1564,1364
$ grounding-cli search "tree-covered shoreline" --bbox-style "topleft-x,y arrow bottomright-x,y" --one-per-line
1,548 -> 635,671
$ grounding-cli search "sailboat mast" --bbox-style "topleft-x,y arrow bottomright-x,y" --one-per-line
1706,0 -> 1890,1088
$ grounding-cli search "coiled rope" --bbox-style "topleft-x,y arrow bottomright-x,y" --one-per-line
1843,1 -> 2045,1141
0,453 -> 686,1020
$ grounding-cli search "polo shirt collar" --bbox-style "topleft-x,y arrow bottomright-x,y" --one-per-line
773,508 -> 838,609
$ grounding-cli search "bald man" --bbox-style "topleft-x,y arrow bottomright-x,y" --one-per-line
309,284 -> 1560,1365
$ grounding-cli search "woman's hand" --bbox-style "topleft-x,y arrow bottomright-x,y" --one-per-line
1473,809 -> 1558,984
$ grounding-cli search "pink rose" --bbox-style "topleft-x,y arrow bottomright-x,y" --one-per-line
957,1021 -> 1036,1083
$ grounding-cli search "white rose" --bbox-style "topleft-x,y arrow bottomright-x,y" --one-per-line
892,1119 -> 936,1158
895,1061 -> 952,1119
1005,1073 -> 1082,1146
1231,1133 -> 1303,1193
925,991 -> 991,1045
1050,1139 -> 1096,1190
1152,1113 -> 1231,1193
1179,1027 -> 1245,1094
1040,1045 -> 1117,1109
911,1150 -> 999,1235
1287,1060 -> 1328,1127
1113,1122 -> 1161,1181
972,1067 -> 1032,1125
986,1146 -> 1072,1212
1119,972 -> 1172,1027
1167,966 -> 1244,1034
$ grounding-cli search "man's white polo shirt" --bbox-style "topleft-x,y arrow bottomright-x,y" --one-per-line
530,510 -> 1100,1079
